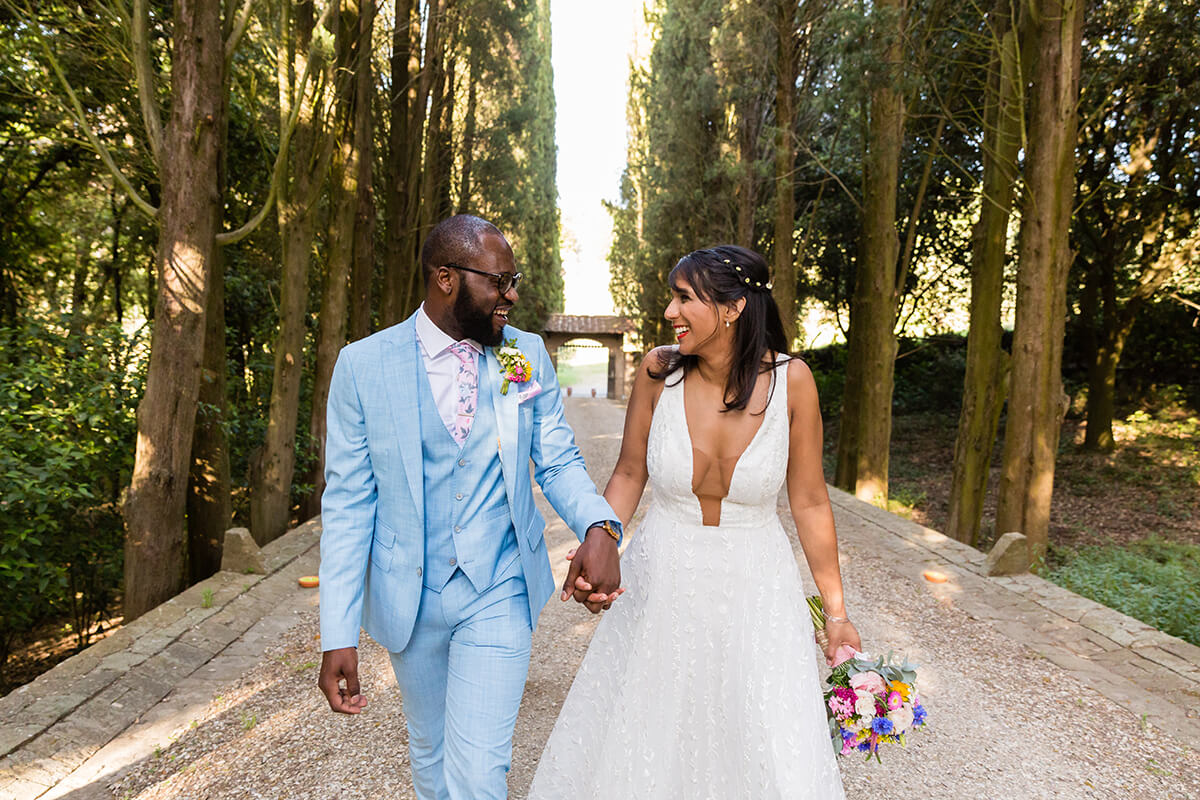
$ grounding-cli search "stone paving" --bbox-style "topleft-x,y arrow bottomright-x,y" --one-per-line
0,520 -> 322,799
2,404 -> 1199,798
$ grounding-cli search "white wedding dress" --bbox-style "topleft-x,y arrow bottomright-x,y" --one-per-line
528,360 -> 845,799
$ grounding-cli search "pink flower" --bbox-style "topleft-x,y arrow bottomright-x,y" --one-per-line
828,695 -> 854,718
887,691 -> 903,710
849,670 -> 887,696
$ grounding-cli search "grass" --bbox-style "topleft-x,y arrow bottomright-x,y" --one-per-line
887,485 -> 927,519
556,361 -> 607,393
1045,537 -> 1200,646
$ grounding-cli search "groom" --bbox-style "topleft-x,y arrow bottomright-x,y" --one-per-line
317,214 -> 623,799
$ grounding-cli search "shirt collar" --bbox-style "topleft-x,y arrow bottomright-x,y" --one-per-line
416,303 -> 483,359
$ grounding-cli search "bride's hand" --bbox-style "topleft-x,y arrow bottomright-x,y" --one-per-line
823,619 -> 861,666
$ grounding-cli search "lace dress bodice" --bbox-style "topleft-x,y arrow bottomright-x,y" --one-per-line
645,361 -> 790,531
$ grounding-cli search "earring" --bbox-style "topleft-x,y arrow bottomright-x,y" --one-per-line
725,320 -> 731,328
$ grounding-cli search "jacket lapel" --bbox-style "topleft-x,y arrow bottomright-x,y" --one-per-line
385,317 -> 424,527
484,342 -> 519,506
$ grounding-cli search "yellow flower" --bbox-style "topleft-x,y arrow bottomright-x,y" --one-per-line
888,680 -> 911,702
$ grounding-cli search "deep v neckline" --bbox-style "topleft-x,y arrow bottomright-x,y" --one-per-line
680,367 -> 775,526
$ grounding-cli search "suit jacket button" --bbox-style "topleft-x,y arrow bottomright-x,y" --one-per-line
458,459 -> 467,467
449,558 -> 456,566
416,567 -> 423,577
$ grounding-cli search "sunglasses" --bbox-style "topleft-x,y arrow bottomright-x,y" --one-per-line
444,264 -> 523,295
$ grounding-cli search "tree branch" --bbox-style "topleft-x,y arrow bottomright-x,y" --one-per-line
226,0 -> 257,63
896,114 -> 946,298
40,38 -> 158,220
217,0 -> 336,245
132,0 -> 165,168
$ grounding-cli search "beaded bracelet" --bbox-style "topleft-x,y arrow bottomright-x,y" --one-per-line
825,614 -> 851,624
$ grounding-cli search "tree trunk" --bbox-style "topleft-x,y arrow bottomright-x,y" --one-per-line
348,0 -> 376,343
945,0 -> 1021,545
303,0 -> 366,521
415,0 -> 452,283
1084,328 -> 1124,451
382,0 -> 416,327
123,0 -> 225,621
251,0 -> 329,544
995,0 -> 1083,566
399,0 -> 443,317
457,61 -> 477,214
834,0 -> 906,506
1082,219 -> 1175,451
187,244 -> 232,580
772,0 -> 798,346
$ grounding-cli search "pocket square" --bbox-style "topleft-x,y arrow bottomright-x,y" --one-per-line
516,380 -> 543,404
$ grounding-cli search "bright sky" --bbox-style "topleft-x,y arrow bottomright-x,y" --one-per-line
551,1 -> 646,315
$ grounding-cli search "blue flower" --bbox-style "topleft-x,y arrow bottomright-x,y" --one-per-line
841,728 -> 856,741
857,741 -> 872,752
913,704 -> 928,726
871,716 -> 894,735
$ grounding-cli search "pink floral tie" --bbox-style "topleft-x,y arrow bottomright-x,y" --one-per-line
448,342 -> 478,445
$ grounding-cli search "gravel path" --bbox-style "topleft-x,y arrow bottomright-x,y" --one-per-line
106,398 -> 1200,799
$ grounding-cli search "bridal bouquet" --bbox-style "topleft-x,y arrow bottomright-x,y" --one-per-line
807,596 -> 928,760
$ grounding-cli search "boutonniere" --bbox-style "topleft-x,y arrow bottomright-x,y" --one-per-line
496,338 -> 533,395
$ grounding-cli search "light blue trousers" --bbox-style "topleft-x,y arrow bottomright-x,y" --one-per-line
389,570 -> 532,800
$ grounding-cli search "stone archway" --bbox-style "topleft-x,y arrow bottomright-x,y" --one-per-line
542,315 -> 635,399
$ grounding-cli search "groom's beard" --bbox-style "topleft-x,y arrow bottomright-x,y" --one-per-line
454,287 -> 505,346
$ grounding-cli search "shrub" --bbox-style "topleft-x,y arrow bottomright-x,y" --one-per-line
803,336 -> 969,418
1046,538 -> 1200,646
0,315 -> 144,679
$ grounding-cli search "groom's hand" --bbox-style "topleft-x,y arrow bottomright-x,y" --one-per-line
319,647 -> 367,714
561,527 -> 622,613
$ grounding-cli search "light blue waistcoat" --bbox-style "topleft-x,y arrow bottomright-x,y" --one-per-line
416,350 -> 521,592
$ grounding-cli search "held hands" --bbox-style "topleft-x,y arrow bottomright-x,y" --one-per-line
560,527 -> 624,614
318,646 -> 368,714
822,619 -> 862,667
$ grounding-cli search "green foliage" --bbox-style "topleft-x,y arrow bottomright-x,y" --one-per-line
1064,295 -> 1200,414
608,0 -> 754,348
467,0 -> 564,331
0,315 -> 143,675
1047,538 -> 1200,647
805,336 -> 969,418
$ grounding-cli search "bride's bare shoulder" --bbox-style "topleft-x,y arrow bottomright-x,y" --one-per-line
784,356 -> 820,413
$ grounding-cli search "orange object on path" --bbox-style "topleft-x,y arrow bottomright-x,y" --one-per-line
923,570 -> 949,583
298,575 -> 319,588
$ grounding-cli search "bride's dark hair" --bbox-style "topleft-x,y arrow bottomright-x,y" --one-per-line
649,244 -> 792,413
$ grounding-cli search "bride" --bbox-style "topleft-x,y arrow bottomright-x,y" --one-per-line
528,245 -> 858,798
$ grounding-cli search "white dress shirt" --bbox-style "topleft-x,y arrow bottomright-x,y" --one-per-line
415,303 -> 484,434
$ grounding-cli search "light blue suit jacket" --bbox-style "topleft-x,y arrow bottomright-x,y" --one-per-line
319,314 -> 616,653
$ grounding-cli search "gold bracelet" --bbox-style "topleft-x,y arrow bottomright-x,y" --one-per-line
592,520 -> 620,543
